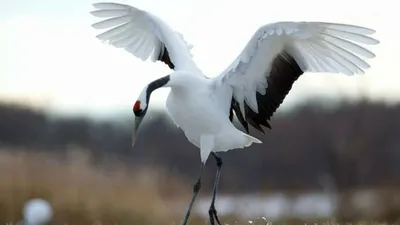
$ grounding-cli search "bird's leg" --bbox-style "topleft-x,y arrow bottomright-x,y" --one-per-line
182,163 -> 204,225
208,152 -> 223,225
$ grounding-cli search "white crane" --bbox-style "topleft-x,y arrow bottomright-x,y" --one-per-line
90,2 -> 379,224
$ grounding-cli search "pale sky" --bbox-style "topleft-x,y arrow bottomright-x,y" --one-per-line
0,0 -> 398,119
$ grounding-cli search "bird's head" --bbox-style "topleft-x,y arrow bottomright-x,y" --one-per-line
132,96 -> 148,117
131,75 -> 170,147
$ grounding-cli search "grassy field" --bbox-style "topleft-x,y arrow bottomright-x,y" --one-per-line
0,147 -> 191,224
0,147 -> 398,225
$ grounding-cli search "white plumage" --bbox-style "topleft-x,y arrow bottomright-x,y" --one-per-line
217,22 -> 378,115
90,2 -> 201,74
90,2 -> 379,225
90,2 -> 378,160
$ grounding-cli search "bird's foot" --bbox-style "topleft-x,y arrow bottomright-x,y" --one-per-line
208,205 -> 222,225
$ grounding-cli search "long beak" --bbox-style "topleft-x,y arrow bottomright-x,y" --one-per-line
132,116 -> 143,147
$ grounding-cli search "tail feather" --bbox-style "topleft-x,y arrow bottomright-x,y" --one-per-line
243,133 -> 262,146
213,131 -> 262,153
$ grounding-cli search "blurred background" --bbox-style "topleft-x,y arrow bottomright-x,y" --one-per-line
1,0 -> 399,224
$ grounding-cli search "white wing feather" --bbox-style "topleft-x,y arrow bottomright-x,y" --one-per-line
90,2 -> 201,74
213,21 -> 379,116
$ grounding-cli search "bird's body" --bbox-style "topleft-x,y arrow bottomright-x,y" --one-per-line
165,73 -> 260,160
90,3 -> 379,225
162,67 -> 262,155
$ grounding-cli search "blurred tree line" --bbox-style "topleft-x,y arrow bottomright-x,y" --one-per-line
0,100 -> 399,193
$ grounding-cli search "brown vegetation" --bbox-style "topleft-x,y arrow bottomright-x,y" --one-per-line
0,148 -> 191,224
0,148 -> 399,224
0,100 -> 400,223
1,100 -> 399,192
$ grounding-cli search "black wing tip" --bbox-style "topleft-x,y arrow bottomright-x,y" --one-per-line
158,45 -> 175,70
229,51 -> 303,136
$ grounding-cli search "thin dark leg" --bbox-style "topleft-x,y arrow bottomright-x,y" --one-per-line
209,152 -> 223,225
182,163 -> 204,225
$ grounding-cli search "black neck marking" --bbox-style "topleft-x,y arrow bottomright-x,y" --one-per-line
146,75 -> 170,103
135,75 -> 170,117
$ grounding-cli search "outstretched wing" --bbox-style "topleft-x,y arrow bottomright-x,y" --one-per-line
214,21 -> 379,134
90,2 -> 202,74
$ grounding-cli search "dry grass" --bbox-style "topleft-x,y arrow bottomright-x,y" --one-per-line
0,147 -> 398,225
0,147 -> 194,224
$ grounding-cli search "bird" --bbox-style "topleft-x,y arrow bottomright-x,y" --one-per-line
90,2 -> 379,225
